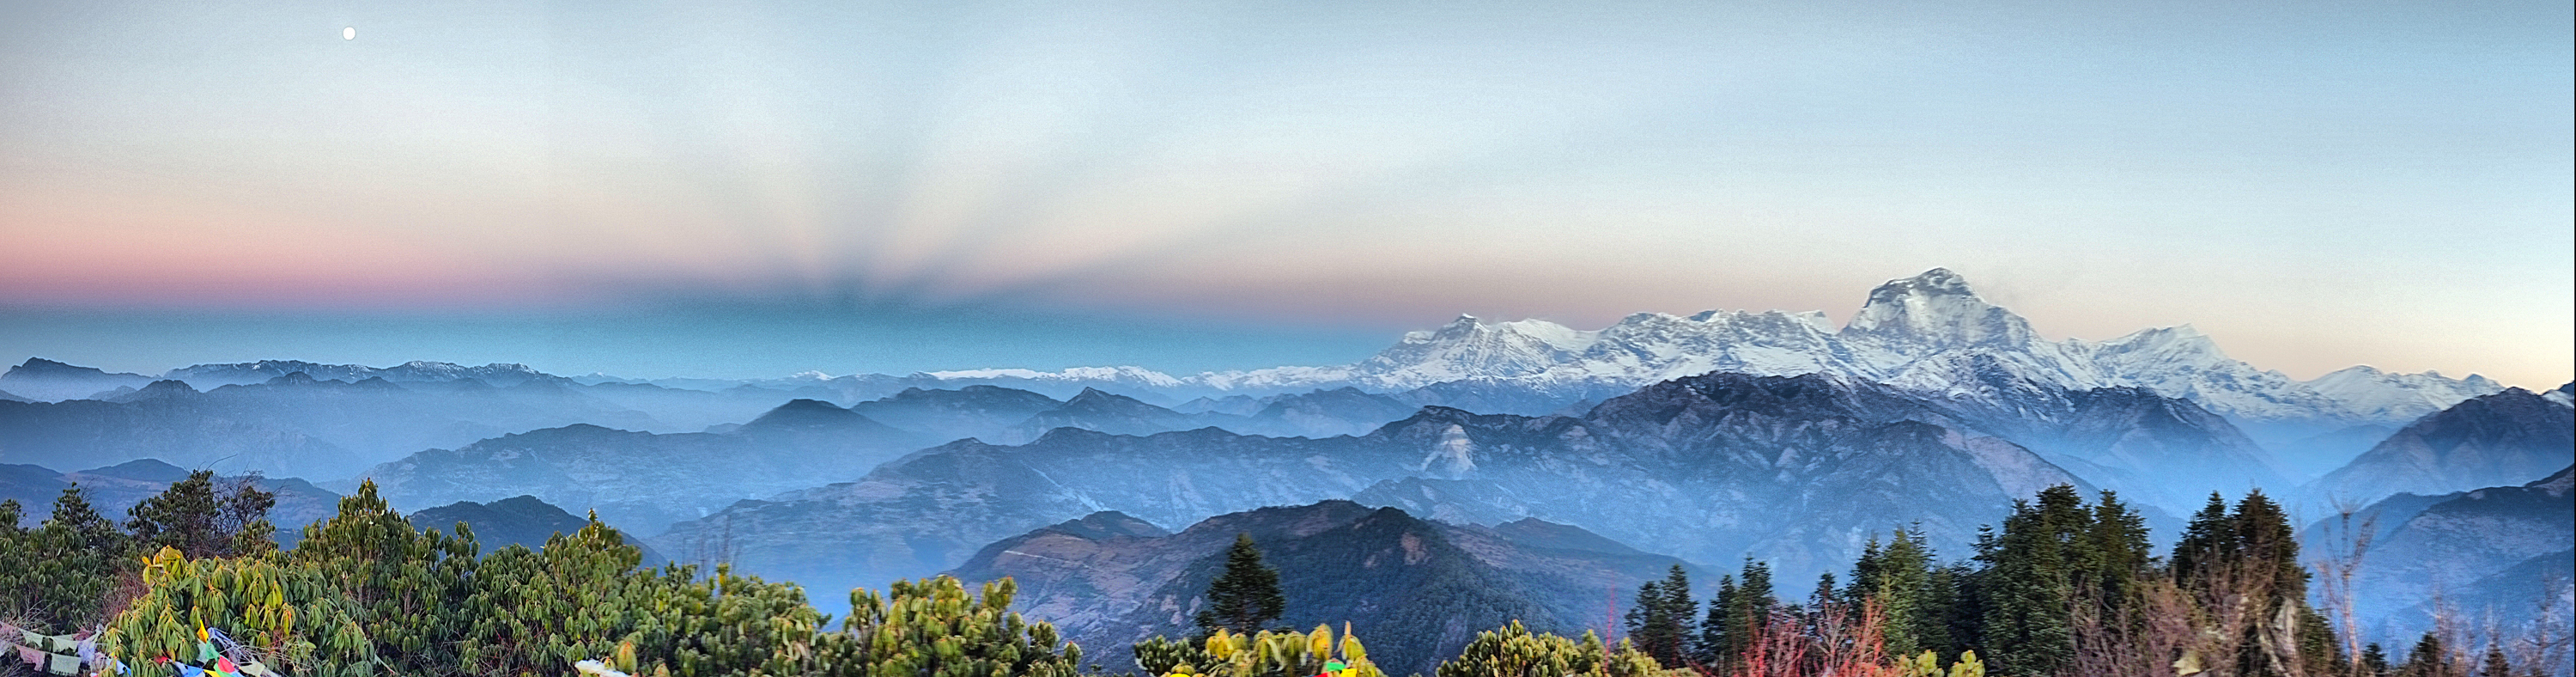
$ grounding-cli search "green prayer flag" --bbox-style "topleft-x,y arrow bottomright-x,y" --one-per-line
45,650 -> 82,675
27,632 -> 78,653
199,641 -> 220,662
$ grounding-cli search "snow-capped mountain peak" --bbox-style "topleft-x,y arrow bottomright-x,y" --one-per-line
2305,365 -> 2506,422
1355,314 -> 1598,383
1841,268 -> 2039,351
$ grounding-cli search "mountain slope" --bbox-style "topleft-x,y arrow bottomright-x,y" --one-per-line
410,494 -> 665,564
649,373 -> 2086,600
2309,388 -> 2575,506
947,502 -> 1689,675
845,386 -> 1066,443
2306,467 -> 2574,640
0,358 -> 157,401
1006,388 -> 1239,442
359,399 -> 927,534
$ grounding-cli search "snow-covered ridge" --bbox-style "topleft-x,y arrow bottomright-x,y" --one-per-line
164,359 -> 558,388
920,366 -> 1188,388
887,269 -> 2503,427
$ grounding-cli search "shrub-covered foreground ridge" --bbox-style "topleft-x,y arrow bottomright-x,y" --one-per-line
2,476 -> 2564,676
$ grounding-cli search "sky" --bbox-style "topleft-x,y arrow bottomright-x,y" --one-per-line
1,0 -> 2569,385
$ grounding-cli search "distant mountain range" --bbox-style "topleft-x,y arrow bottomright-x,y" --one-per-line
629,269 -> 2510,477
0,372 -> 662,479
948,501 -> 1691,675
8,270 -> 2519,481
647,373 -> 2111,599
355,399 -> 927,534
874,270 -> 2505,430
3,267 -> 2561,658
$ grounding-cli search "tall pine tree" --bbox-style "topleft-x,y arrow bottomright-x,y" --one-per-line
2172,491 -> 2342,676
1697,558 -> 1776,673
1849,528 -> 1946,659
1624,564 -> 1693,666
1195,533 -> 1286,636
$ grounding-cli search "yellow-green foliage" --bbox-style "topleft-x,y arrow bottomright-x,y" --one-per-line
103,546 -> 380,677
1894,650 -> 1986,677
1433,621 -> 1674,677
453,521 -> 826,676
807,575 -> 1086,677
1136,624 -> 1383,677
289,482 -> 480,670
91,480 -> 1086,677
0,490 -> 128,629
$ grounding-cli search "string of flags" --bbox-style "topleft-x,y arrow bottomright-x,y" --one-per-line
3,622 -> 293,677
154,626 -> 283,677
1,623 -> 114,676
1162,659 -> 1360,677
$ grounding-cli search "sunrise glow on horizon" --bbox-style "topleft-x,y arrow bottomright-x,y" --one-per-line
2,0 -> 2567,385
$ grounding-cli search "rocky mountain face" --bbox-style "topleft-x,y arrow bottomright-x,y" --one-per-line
0,459 -> 342,546
357,399 -> 927,534
946,502 -> 1689,675
2303,467 -> 2573,642
650,373 -> 2089,601
2308,388 -> 2575,506
410,494 -> 665,564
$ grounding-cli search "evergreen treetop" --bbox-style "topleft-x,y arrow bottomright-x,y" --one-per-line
1195,533 -> 1286,637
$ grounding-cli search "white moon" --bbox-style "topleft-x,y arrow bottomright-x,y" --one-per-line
343,27 -> 355,40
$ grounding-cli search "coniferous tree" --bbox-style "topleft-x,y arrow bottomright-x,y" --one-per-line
1696,558 -> 1776,672
1808,571 -> 1840,613
2360,643 -> 2391,675
0,487 -> 131,627
1850,528 -> 1943,659
1973,485 -> 2091,676
1195,533 -> 1286,636
2172,492 -> 2235,588
1698,574 -> 1735,666
2076,491 -> 2151,607
1657,565 -> 1694,660
125,469 -> 276,558
1623,564 -> 1693,665
2397,632 -> 2452,677
2477,645 -> 2511,677
2170,490 -> 2336,676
